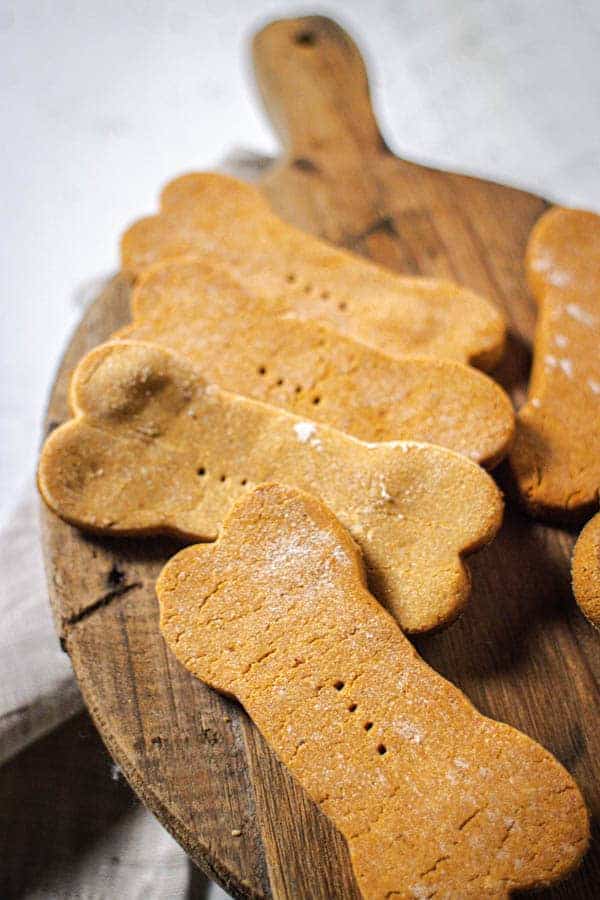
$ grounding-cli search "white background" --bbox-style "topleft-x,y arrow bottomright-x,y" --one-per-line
1,1 -> 599,896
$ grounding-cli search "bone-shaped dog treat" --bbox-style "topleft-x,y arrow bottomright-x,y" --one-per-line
121,172 -> 506,370
38,340 -> 502,633
158,482 -> 588,898
509,207 -> 600,520
117,257 -> 515,468
572,512 -> 600,629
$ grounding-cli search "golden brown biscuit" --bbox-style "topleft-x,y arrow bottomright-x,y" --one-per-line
509,207 -> 600,521
121,172 -> 506,370
158,482 -> 588,899
38,340 -> 503,633
117,257 -> 515,468
572,512 -> 600,629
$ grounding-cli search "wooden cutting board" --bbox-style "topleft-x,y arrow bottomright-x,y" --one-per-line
40,15 -> 599,899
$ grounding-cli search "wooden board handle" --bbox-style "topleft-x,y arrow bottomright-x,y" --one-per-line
252,15 -> 385,162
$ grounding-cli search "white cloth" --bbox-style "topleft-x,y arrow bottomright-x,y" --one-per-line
0,489 -> 83,765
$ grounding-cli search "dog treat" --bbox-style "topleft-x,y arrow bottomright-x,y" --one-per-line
116,257 -> 515,468
158,482 -> 588,899
38,340 -> 503,633
572,512 -> 600,629
509,207 -> 600,520
121,172 -> 506,370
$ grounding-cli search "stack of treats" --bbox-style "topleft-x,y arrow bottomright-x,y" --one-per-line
39,173 -> 600,898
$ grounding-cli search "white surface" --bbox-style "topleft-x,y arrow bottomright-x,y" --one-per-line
2,1 -> 600,898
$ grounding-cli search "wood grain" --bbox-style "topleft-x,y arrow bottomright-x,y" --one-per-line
40,14 -> 599,898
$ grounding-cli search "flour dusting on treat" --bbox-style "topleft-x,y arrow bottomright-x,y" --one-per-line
565,302 -> 596,327
293,421 -> 317,443
509,207 -> 600,521
292,421 -> 322,451
121,172 -> 506,370
158,483 -> 589,899
38,340 -> 503,634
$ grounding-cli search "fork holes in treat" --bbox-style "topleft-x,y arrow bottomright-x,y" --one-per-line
320,290 -> 330,300
348,703 -> 357,712
304,284 -> 312,294
276,378 -> 284,386
286,273 -> 297,283
333,680 -> 345,691
312,396 -> 321,405
197,467 -> 206,477
294,385 -> 302,394
240,478 -> 248,486
377,744 -> 387,756
338,301 -> 347,311
364,722 -> 373,731
219,474 -> 227,482
258,366 -> 267,375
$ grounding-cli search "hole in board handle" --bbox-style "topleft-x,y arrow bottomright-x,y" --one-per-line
295,30 -> 316,47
